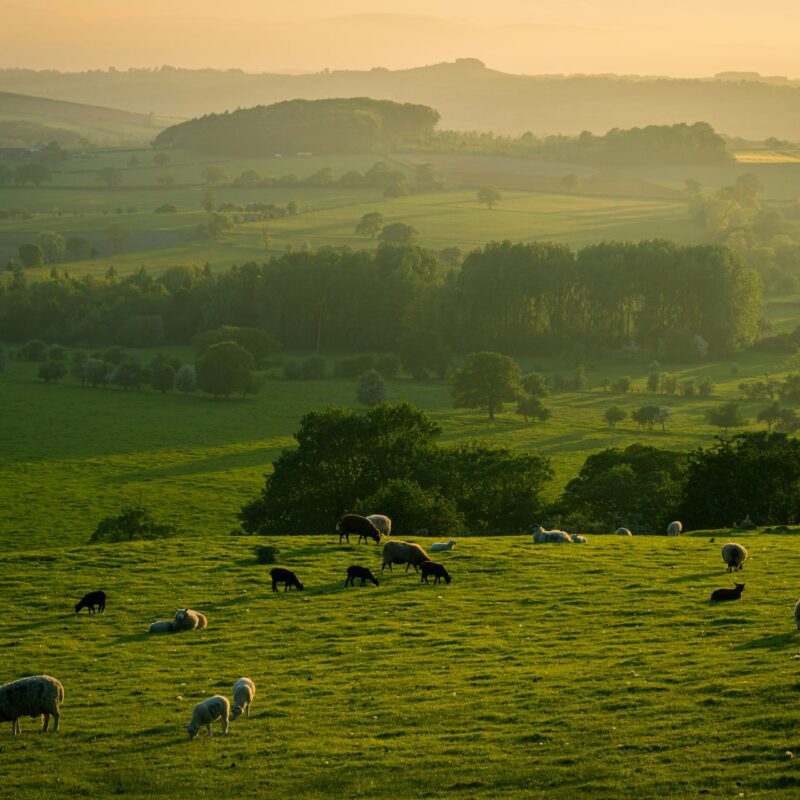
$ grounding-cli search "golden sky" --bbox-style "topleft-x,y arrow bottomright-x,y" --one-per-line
2,0 -> 799,77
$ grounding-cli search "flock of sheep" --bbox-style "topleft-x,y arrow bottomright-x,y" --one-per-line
3,512 -> 799,738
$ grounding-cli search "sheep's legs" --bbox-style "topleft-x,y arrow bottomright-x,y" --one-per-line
42,713 -> 50,732
52,713 -> 59,733
206,723 -> 212,737
245,705 -> 250,719
12,719 -> 20,735
221,718 -> 229,735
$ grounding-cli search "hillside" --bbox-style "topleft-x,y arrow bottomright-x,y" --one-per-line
3,60 -> 800,139
0,91 -> 177,146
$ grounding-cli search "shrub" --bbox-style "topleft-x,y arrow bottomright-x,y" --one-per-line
19,339 -> 48,362
155,203 -> 178,213
516,395 -> 551,423
521,372 -> 549,398
196,340 -> 254,397
611,376 -> 632,393
254,545 -> 280,564
112,360 -> 146,390
175,364 -> 197,394
604,405 -> 627,429
89,504 -> 181,544
47,344 -> 66,362
150,361 -> 176,393
194,326 -> 279,367
357,369 -> 388,407
38,360 -> 67,383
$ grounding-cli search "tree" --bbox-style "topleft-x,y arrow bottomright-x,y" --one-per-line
156,173 -> 175,187
203,212 -> 234,240
355,212 -> 384,239
777,408 -> 800,434
150,361 -> 176,393
286,200 -> 301,216
38,360 -> 66,383
647,371 -> 663,394
128,155 -> 141,167
517,395 -> 551,423
14,162 -> 52,186
612,376 -> 632,393
452,351 -> 523,421
96,167 -> 123,188
632,405 -> 662,431
84,358 -> 111,387
201,191 -> 216,212
112,360 -> 146,390
758,401 -> 782,433
201,166 -> 229,186
175,364 -> 197,394
414,163 -> 443,192
106,223 -> 130,253
194,326 -> 279,367
521,372 -> 549,397
18,243 -> 44,267
38,232 -> 65,263
477,186 -> 502,209
261,227 -> 272,250
707,402 -> 747,433
357,369 -> 388,407
399,329 -> 451,379
561,173 -> 582,193
153,152 -> 170,167
195,341 -> 254,398
604,406 -> 627,429
19,339 -> 48,361
379,222 -> 418,245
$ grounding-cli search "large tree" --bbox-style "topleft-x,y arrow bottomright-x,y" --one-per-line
452,351 -> 522,420
195,340 -> 254,398
355,212 -> 384,239
477,186 -> 502,209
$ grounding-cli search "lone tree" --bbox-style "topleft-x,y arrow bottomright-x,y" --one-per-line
452,351 -> 522,421
707,401 -> 747,433
96,167 -> 123,188
561,173 -> 582,193
604,405 -> 627,429
477,186 -> 502,209
757,401 -> 782,433
201,191 -> 216,212
516,395 -> 552,423
355,212 -> 384,239
357,369 -> 388,407
195,341 -> 254,398
379,222 -> 418,245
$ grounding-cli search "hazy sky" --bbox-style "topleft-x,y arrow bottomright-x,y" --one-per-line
3,0 -> 800,77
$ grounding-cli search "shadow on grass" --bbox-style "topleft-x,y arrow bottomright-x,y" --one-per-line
2,613 -> 73,634
665,570 -> 721,583
736,631 -> 797,650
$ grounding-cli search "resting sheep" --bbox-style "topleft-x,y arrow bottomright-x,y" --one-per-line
270,568 -> 304,592
148,620 -> 174,634
74,590 -> 106,614
231,678 -> 255,721
337,514 -> 381,544
667,521 -> 683,536
710,583 -> 745,602
382,540 -> 431,573
572,535 -> 587,544
345,565 -> 380,587
430,540 -> 456,552
186,695 -> 229,739
420,561 -> 451,585
615,528 -> 632,536
173,608 -> 208,631
532,526 -> 573,544
721,542 -> 748,572
0,675 -> 64,735
366,514 -> 392,538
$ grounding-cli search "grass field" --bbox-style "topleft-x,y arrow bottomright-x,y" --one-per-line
1,531 -> 800,799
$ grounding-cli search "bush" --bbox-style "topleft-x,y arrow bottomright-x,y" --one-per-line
112,360 -> 146,390
175,364 -> 197,394
150,361 -> 176,393
521,372 -> 549,397
516,395 -> 551,423
89,504 -> 181,544
19,339 -> 48,361
335,354 -> 375,378
38,360 -> 67,383
357,369 -> 387,406
155,203 -> 178,213
196,340 -> 254,397
194,326 -> 279,367
253,545 -> 280,564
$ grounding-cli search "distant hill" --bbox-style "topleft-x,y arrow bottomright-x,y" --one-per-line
0,91 -> 177,146
155,98 -> 440,155
1,60 -> 800,139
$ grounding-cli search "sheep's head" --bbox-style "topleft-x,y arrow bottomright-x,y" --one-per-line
74,602 -> 82,613
185,723 -> 199,739
735,583 -> 746,591
175,608 -> 187,622
230,705 -> 243,721
295,581 -> 305,591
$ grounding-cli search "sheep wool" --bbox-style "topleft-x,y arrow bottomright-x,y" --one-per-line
0,675 -> 64,735
173,609 -> 207,631
382,540 -> 431,572
186,695 -> 230,739
666,521 -> 683,536
148,620 -> 174,634
721,542 -> 748,572
430,540 -> 456,552
231,678 -> 256,720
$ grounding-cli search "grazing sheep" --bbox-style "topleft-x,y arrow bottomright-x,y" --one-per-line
794,600 -> 800,631
345,565 -> 380,587
572,535 -> 588,544
430,540 -> 456,552
366,514 -> 392,538
381,540 -> 431,573
721,543 -> 748,572
667,521 -> 683,536
532,526 -> 573,544
230,678 -> 255,721
74,590 -> 106,614
710,583 -> 745,602
615,527 -> 633,537
270,567 -> 304,592
148,620 -> 174,634
336,514 -> 381,544
186,695 -> 229,739
0,675 -> 64,735
420,561 -> 451,585
173,608 -> 208,631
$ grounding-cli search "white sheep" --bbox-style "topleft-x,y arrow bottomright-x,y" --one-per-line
572,535 -> 587,544
366,514 -> 392,537
615,527 -> 633,536
173,608 -> 208,631
666,521 -> 683,536
430,540 -> 456,552
231,678 -> 255,720
186,695 -> 230,739
0,675 -> 64,735
721,542 -> 748,572
532,526 -> 573,544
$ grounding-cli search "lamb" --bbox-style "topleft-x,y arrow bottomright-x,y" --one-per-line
230,678 -> 255,721
345,565 -> 380,587
615,527 -> 633,536
667,521 -> 683,536
173,608 -> 208,631
430,540 -> 456,552
531,526 -> 573,544
420,561 -> 451,585
270,567 -> 304,592
74,590 -> 106,614
185,695 -> 229,739
381,540 -> 431,573
366,514 -> 392,538
572,535 -> 588,544
148,620 -> 174,634
336,514 -> 381,544
710,583 -> 745,602
0,675 -> 64,735
721,542 -> 748,572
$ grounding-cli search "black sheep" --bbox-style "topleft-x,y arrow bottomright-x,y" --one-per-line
344,565 -> 380,587
269,568 -> 304,592
74,590 -> 106,614
710,583 -> 745,602
336,514 -> 381,544
420,562 -> 451,585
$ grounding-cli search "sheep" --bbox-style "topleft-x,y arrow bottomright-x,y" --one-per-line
270,567 -> 304,592
344,565 -> 380,587
0,675 -> 64,735
366,514 -> 392,538
336,514 -> 381,544
381,540 -> 431,573
572,535 -> 588,544
710,583 -> 745,602
531,526 -> 573,544
185,695 -> 229,739
667,521 -> 683,536
230,678 -> 255,721
721,542 -> 748,572
615,527 -> 633,536
173,608 -> 208,631
794,600 -> 800,631
420,561 -> 451,585
74,590 -> 106,614
148,620 -> 174,634
430,540 -> 456,552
